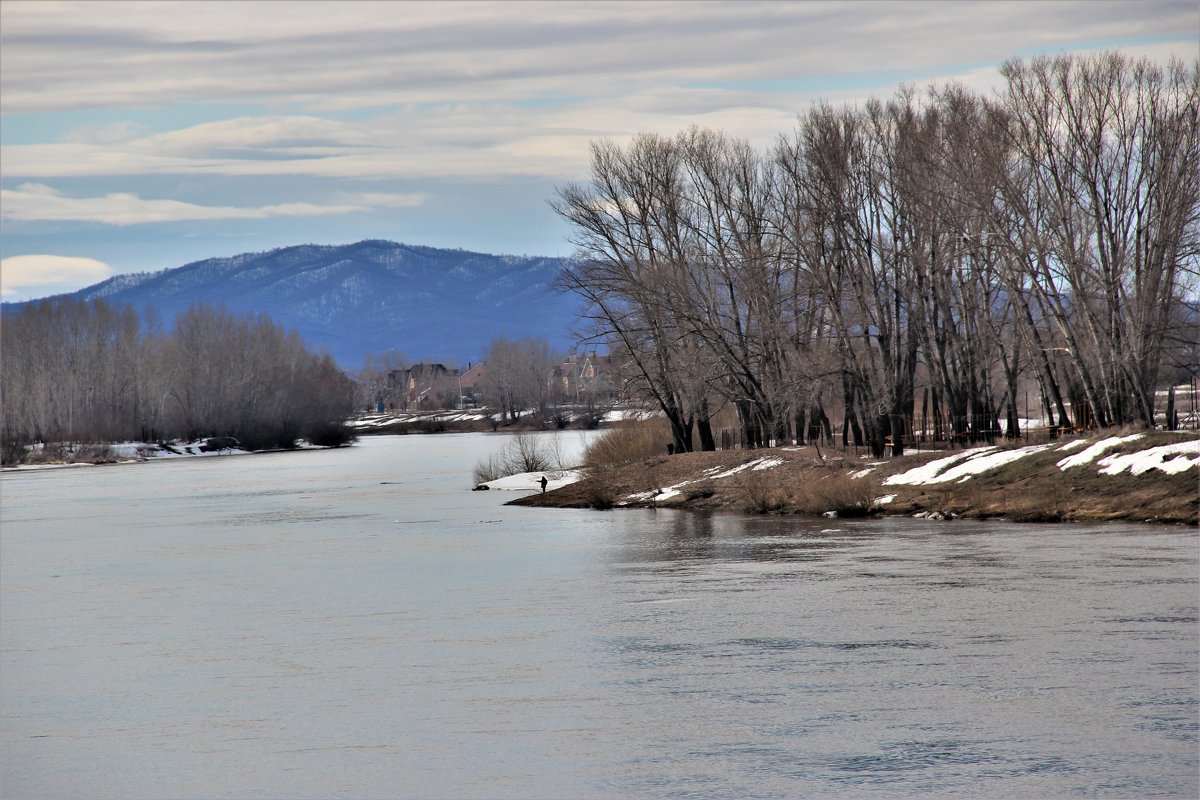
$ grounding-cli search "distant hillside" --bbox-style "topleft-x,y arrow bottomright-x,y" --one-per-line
3,241 -> 582,366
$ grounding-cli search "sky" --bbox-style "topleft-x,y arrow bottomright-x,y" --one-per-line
1,0 -> 1196,302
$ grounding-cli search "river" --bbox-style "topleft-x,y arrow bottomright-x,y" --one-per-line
2,433 -> 1196,799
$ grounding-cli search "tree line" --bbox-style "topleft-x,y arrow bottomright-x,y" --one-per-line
355,336 -> 615,429
553,52 -> 1199,457
1,299 -> 357,454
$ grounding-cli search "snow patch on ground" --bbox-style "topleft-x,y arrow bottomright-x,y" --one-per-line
924,443 -> 1056,484
4,440 -> 254,469
1097,440 -> 1200,476
883,443 -> 1057,486
851,468 -> 875,479
350,411 -> 493,428
706,458 -> 775,480
1056,434 -> 1145,470
621,457 -> 785,503
883,447 -> 995,486
477,470 -> 582,492
154,441 -> 251,458
876,494 -> 897,505
602,408 -> 661,422
1056,439 -> 1089,452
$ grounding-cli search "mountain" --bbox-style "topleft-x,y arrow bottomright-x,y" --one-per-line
4,240 -> 584,367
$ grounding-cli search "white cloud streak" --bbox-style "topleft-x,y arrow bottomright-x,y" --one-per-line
0,1 -> 1193,240
0,183 -> 383,226
1,2 -> 1193,113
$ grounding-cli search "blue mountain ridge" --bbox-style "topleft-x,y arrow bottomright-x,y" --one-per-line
3,240 -> 585,367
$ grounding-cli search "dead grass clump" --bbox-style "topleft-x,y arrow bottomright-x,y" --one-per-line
736,470 -> 881,516
790,470 -> 882,517
582,419 -> 672,470
1,438 -> 29,466
69,443 -> 117,464
576,464 -> 619,509
19,442 -> 117,466
584,484 -> 616,510
738,472 -> 790,514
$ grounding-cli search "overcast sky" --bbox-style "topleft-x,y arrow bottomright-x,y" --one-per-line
1,0 -> 1196,301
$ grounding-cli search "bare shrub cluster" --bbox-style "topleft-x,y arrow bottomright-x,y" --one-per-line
740,470 -> 882,517
472,432 -> 562,485
581,419 -> 673,470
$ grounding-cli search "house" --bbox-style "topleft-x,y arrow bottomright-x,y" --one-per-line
457,363 -> 487,408
553,352 -> 615,403
388,362 -> 457,410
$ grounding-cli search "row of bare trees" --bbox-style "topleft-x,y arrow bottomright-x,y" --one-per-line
554,52 -> 1199,456
2,299 -> 357,452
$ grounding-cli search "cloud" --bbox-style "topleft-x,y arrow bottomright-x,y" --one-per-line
0,183 -> 390,225
1,1 -> 1193,113
60,120 -> 151,145
0,254 -> 114,298
1,0 -> 1194,261
2,3 -> 1193,189
335,192 -> 426,208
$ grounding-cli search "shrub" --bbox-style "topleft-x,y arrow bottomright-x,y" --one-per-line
304,421 -> 358,448
68,443 -> 117,464
739,469 -> 882,516
473,452 -> 507,485
738,473 -> 789,514
581,419 -> 671,470
1,438 -> 29,467
510,431 -> 552,473
472,431 -> 554,485
791,471 -> 881,516
586,485 -> 616,510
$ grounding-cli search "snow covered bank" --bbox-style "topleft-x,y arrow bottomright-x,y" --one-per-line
474,470 -> 583,492
882,436 -> 1198,486
2,439 -> 313,470
511,431 -> 1199,524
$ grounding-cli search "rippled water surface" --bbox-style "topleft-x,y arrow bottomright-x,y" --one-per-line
2,434 -> 1197,798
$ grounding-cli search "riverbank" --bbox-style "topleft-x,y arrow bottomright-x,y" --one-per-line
347,406 -> 655,436
510,430 -> 1200,525
0,438 -> 331,470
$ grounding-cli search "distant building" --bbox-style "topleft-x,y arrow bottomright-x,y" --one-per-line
388,362 -> 456,410
457,362 -> 488,408
553,352 -> 615,402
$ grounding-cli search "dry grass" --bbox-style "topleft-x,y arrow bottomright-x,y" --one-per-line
17,442 -> 118,466
513,431 -> 1198,525
581,419 -> 673,470
738,468 -> 882,516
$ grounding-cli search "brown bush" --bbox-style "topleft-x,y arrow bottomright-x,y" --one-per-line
739,469 -> 882,516
581,419 -> 672,470
737,473 -> 790,514
793,471 -> 882,516
584,483 -> 616,510
1,439 -> 29,466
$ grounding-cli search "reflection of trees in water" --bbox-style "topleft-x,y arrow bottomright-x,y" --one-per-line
661,511 -> 715,561
619,510 -> 878,568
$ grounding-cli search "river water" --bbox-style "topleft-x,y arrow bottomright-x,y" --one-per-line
2,433 -> 1196,799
